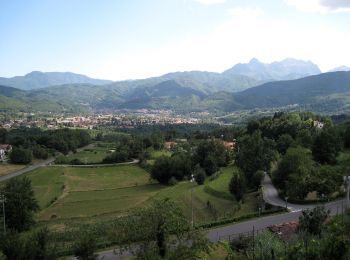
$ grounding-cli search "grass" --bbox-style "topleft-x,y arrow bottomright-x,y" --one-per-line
57,142 -> 115,164
0,164 -> 26,176
205,165 -> 236,200
153,165 -> 258,224
40,184 -> 163,220
23,165 -> 161,221
149,149 -> 172,159
22,164 -> 258,227
24,167 -> 65,209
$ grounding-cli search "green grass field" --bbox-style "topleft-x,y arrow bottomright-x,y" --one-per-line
56,143 -> 115,164
24,164 -> 258,226
149,149 -> 172,159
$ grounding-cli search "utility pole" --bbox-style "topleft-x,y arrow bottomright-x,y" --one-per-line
343,176 -> 350,208
0,194 -> 6,235
190,174 -> 195,228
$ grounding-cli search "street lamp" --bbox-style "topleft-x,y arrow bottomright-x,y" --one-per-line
190,174 -> 195,228
0,194 -> 6,235
343,176 -> 350,208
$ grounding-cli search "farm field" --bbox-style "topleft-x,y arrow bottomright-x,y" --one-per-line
0,163 -> 26,176
55,142 -> 115,164
23,164 -> 258,226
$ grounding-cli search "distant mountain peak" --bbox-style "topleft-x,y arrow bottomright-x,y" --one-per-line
249,58 -> 261,64
223,58 -> 321,81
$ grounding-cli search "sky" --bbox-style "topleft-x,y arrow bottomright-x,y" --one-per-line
1,0 -> 350,80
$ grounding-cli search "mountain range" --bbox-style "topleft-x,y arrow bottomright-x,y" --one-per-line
1,58 -> 350,114
223,58 -> 321,81
0,71 -> 112,90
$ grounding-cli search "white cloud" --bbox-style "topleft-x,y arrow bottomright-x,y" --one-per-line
192,0 -> 226,5
285,0 -> 350,13
229,7 -> 264,18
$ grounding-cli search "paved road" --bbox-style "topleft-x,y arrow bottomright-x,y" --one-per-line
92,173 -> 349,260
261,173 -> 314,211
0,157 -> 56,182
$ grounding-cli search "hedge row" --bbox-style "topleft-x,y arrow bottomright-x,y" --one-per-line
196,208 -> 286,229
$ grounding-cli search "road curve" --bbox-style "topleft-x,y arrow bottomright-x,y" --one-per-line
91,174 -> 349,260
261,173 -> 314,211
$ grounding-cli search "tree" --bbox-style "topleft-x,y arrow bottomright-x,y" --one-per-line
236,131 -> 276,180
151,153 -> 192,185
110,199 -> 209,259
0,128 -> 7,143
312,127 -> 342,164
194,165 -> 206,185
298,206 -> 330,236
0,227 -> 55,260
25,227 -> 56,260
9,147 -> 32,164
202,155 -> 218,176
276,134 -> 294,155
73,234 -> 98,260
251,170 -> 264,190
194,139 -> 230,174
2,177 -> 39,232
229,171 -> 246,201
273,147 -> 315,199
151,156 -> 173,184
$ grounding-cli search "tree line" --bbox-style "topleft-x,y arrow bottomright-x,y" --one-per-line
0,127 -> 91,164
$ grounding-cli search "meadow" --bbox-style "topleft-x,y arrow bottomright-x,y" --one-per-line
55,142 -> 115,164
24,163 -> 258,226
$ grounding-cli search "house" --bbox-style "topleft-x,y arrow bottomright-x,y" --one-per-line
0,144 -> 12,161
223,139 -> 236,150
164,141 -> 177,150
313,120 -> 324,129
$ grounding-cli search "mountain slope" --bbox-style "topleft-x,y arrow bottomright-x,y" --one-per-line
223,58 -> 321,81
329,66 -> 350,72
0,71 -> 112,90
0,85 -> 67,112
106,70 -> 260,96
227,71 -> 350,110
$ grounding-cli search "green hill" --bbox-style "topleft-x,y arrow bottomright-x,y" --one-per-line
0,71 -> 112,90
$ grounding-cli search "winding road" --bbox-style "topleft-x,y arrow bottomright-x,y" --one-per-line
2,156 -> 347,259
93,173 -> 349,260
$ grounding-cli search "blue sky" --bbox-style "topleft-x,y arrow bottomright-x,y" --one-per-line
1,0 -> 350,80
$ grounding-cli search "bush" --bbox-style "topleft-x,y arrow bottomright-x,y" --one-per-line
32,145 -> 49,159
70,158 -> 83,165
73,235 -> 98,260
229,171 -> 246,201
9,147 -> 32,164
168,177 -> 178,186
55,155 -> 69,164
194,165 -> 206,185
251,170 -> 264,189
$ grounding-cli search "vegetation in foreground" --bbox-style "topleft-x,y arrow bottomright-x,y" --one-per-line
223,206 -> 350,260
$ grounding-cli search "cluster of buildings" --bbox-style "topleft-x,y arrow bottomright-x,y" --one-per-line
0,110 -> 202,130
